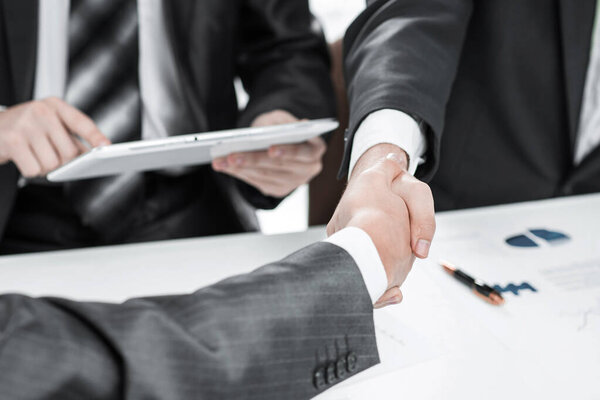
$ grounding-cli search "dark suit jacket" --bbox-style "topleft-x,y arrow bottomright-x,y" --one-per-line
0,242 -> 379,399
342,0 -> 600,211
0,0 -> 335,240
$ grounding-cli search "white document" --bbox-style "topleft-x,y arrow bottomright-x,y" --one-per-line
420,221 -> 600,396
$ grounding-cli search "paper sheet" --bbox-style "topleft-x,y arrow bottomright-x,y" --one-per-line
421,225 -> 600,395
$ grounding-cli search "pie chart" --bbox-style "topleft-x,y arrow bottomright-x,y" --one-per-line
505,228 -> 570,248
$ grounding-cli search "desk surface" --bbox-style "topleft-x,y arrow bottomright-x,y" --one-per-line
1,194 -> 599,399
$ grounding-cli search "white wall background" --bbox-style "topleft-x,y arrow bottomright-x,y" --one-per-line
257,0 -> 366,234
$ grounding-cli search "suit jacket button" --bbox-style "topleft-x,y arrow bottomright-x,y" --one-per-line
326,363 -> 337,384
346,352 -> 358,373
313,367 -> 326,389
335,358 -> 347,379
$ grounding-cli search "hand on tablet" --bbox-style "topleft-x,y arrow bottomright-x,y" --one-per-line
211,110 -> 327,198
0,97 -> 110,177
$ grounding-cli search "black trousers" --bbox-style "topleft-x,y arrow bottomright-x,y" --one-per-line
0,171 -> 247,255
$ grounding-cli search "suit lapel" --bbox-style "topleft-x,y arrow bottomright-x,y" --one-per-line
558,0 -> 596,151
2,0 -> 38,103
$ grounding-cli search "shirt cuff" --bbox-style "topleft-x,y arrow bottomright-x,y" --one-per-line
0,105 -> 6,112
349,109 -> 427,178
325,227 -> 388,304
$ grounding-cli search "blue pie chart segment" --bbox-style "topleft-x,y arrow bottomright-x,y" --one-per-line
529,229 -> 570,244
505,234 -> 538,247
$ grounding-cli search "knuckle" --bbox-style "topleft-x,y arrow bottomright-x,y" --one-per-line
260,168 -> 273,178
48,159 -> 60,171
65,146 -> 79,160
24,166 -> 41,178
311,162 -> 323,176
5,132 -> 23,148
416,180 -> 433,195
315,139 -> 327,152
44,96 -> 60,104
29,101 -> 49,116
418,221 -> 437,236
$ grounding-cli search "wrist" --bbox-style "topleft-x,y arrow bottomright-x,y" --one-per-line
351,143 -> 408,179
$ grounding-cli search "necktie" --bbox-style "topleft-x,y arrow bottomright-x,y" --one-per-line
64,0 -> 145,238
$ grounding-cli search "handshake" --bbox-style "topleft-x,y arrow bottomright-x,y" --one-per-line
327,146 -> 436,308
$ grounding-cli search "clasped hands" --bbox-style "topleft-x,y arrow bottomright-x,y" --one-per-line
327,144 -> 436,308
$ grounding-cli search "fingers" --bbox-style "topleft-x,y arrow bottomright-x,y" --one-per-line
34,110 -> 81,163
30,134 -> 60,173
211,139 -> 325,197
215,154 -> 322,177
268,137 -> 326,162
10,143 -> 42,178
217,166 -> 293,198
374,287 -> 403,309
43,97 -> 110,147
392,175 -> 436,258
214,138 -> 326,169
0,99 -> 103,178
251,110 -> 298,127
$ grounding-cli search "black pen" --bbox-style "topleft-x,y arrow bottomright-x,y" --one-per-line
440,260 -> 505,306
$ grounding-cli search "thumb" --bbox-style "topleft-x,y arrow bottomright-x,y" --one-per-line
393,175 -> 436,258
374,286 -> 403,309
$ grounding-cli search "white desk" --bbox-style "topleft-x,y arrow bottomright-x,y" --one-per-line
1,194 -> 599,399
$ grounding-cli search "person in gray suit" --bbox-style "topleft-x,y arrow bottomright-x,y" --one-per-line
0,153 -> 419,399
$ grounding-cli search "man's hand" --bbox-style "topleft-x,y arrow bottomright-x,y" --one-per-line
351,143 -> 435,259
0,97 -> 110,177
211,110 -> 326,198
329,147 -> 435,308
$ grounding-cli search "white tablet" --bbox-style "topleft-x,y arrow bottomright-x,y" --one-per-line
47,118 -> 339,182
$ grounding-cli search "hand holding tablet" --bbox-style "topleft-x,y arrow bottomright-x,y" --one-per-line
47,118 -> 338,182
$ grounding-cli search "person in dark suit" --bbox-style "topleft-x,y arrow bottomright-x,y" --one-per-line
330,0 -> 600,266
0,0 -> 335,254
0,154 -> 415,399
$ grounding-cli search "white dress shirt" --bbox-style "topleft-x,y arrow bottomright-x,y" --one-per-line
350,0 -> 600,177
29,1 -> 390,305
576,1 -> 600,164
326,227 -> 388,304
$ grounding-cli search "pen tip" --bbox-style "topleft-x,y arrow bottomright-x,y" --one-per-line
490,292 -> 505,306
439,260 -> 456,273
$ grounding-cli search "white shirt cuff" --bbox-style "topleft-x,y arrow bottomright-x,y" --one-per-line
349,109 -> 427,178
0,105 -> 6,112
325,227 -> 388,304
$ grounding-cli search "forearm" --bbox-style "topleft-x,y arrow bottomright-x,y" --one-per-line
342,0 -> 473,179
0,242 -> 378,399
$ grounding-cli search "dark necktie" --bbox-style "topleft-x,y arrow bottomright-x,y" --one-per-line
64,0 -> 145,238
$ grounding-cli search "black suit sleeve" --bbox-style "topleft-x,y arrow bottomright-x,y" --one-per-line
0,242 -> 379,399
341,0 -> 473,180
233,0 -> 336,209
236,0 -> 336,127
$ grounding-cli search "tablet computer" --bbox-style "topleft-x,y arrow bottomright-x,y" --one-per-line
47,118 -> 338,182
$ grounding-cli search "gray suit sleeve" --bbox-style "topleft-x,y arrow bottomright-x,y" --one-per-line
341,0 -> 473,181
0,242 -> 379,399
